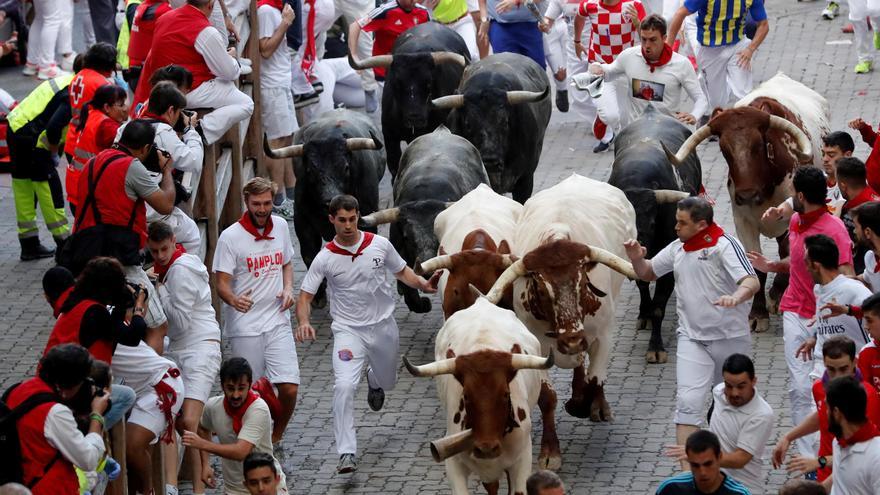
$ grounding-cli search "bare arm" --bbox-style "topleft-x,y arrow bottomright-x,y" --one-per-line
772,412 -> 820,468
395,267 -> 439,292
348,22 -> 363,61
623,239 -> 658,281
295,290 -> 315,342
183,427 -> 254,461
215,271 -> 253,313
278,262 -> 295,311
715,276 -> 759,307
748,19 -> 769,52
259,4 -> 295,59
720,449 -> 753,469
665,6 -> 691,45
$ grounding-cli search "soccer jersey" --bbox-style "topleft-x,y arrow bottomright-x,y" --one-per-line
577,0 -> 646,63
858,340 -> 880,393
357,1 -> 430,79
683,0 -> 767,47
300,232 -> 407,328
212,215 -> 295,337
651,232 -> 755,341
812,275 -> 872,361
111,341 -> 176,395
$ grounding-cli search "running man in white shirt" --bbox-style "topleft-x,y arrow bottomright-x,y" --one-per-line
294,194 -> 439,474
797,234 -> 872,380
213,177 -> 299,458
624,196 -> 759,466
665,354 -> 774,495
823,375 -> 880,494
851,202 -> 880,292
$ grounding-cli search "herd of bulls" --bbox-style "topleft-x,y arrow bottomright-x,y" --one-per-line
264,21 -> 832,495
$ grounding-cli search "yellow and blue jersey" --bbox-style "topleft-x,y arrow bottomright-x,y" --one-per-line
684,0 -> 767,47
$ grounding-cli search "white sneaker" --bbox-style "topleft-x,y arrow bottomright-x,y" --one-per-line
60,53 -> 76,72
37,65 -> 68,80
22,63 -> 37,76
272,198 -> 295,220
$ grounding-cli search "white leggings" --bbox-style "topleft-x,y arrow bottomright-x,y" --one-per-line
27,0 -> 73,68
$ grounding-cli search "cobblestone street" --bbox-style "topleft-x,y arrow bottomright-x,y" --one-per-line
1,1 -> 880,493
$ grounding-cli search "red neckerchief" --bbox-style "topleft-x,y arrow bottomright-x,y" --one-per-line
644,43 -> 673,73
53,287 -> 74,318
153,243 -> 186,283
238,212 -> 275,241
837,421 -> 880,448
223,390 -> 260,435
257,0 -> 283,9
794,208 -> 829,234
140,111 -> 167,123
325,232 -> 375,261
682,223 -> 724,252
845,186 -> 880,210
301,0 -> 317,79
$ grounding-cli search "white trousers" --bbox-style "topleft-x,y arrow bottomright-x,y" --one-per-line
335,0 -> 377,91
332,317 -> 399,455
544,19 -> 569,91
674,333 -> 752,426
851,17 -> 880,63
186,79 -> 255,145
694,39 -> 753,110
564,15 -> 597,122
446,15 -> 479,61
72,0 -> 96,54
28,0 -> 73,68
305,57 -> 366,123
782,312 -> 820,456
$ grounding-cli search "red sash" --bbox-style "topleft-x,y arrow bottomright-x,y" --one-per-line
301,0 -> 317,79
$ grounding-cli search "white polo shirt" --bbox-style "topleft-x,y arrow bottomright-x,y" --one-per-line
212,216 -> 296,337
652,233 -> 756,341
831,436 -> 880,495
300,232 -> 407,328
812,275 -> 872,361
862,251 -> 880,292
709,383 -> 775,495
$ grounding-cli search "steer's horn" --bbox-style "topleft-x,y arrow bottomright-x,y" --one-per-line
584,246 -> 638,280
420,254 -> 455,273
484,259 -> 527,305
506,87 -> 549,105
511,352 -> 554,370
345,137 -> 380,151
403,355 -> 456,377
431,51 -> 467,67
263,134 -> 304,158
653,190 -> 691,204
359,207 -> 400,227
430,429 -> 474,462
768,115 -> 813,163
663,124 -> 714,166
431,94 -> 466,110
348,51 -> 393,70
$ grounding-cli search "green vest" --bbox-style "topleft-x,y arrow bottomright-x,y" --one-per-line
7,75 -> 73,133
117,0 -> 145,69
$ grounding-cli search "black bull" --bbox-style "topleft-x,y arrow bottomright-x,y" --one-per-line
360,126 -> 490,313
608,105 -> 702,363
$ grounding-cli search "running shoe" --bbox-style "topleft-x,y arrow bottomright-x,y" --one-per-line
272,198 -> 295,220
367,386 -> 385,411
855,60 -> 873,73
337,453 -> 357,474
821,2 -> 839,19
22,63 -> 37,76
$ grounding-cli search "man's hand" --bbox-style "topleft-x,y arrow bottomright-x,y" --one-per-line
201,463 -> 217,489
675,112 -> 696,125
182,430 -> 206,449
848,117 -> 868,131
295,323 -> 316,343
796,337 -> 816,362
623,239 -> 647,262
281,3 -> 295,26
762,205 -> 785,223
495,0 -> 518,14
787,455 -> 820,475
624,3 -> 640,27
227,46 -> 238,58
232,289 -> 254,313
540,16 -> 554,33
818,300 -> 849,318
576,43 -> 589,61
772,436 -> 791,469
278,288 -> 295,311
158,149 -> 172,172
735,46 -> 754,70
478,19 -> 490,43
91,388 -> 111,415
747,251 -> 774,273
714,294 -> 740,307
420,272 -> 441,293
664,444 -> 687,462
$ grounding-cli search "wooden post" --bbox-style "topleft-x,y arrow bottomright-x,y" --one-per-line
108,422 -> 128,495
151,442 -> 166,495
220,127 -> 244,229
244,0 -> 265,177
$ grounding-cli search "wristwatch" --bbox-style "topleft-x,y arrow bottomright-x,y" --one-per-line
817,456 -> 827,468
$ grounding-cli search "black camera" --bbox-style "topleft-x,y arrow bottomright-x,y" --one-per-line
174,110 -> 195,134
142,146 -> 171,173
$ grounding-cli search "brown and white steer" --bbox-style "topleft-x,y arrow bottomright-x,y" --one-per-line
404,298 -> 557,494
665,72 -> 829,332
421,184 -> 523,317
484,174 -> 637,423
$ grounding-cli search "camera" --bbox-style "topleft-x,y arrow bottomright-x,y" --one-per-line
174,110 -> 195,134
142,146 -> 171,173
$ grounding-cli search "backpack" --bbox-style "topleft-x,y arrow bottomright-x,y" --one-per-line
0,383 -> 61,487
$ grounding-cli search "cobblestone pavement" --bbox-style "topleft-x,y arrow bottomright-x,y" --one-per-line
1,2 -> 880,494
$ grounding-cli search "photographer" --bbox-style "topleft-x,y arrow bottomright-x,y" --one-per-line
6,344 -> 108,494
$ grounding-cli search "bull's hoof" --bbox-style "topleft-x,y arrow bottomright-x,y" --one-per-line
537,452 -> 562,471
589,396 -> 613,422
563,397 -> 591,419
645,350 -> 668,364
750,317 -> 770,333
636,318 -> 648,330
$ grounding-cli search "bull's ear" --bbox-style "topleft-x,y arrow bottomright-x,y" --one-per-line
446,348 -> 456,359
498,240 -> 511,255
710,107 -> 725,121
510,343 -> 522,354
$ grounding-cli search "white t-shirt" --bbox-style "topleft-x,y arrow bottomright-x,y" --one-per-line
710,383 -> 775,495
111,341 -> 176,395
863,251 -> 880,292
831,436 -> 880,495
157,253 -> 222,349
812,274 -> 873,360
652,233 -> 756,340
213,216 -> 295,337
300,232 -> 407,327
200,396 -> 286,495
258,5 -> 293,90
599,45 -> 708,125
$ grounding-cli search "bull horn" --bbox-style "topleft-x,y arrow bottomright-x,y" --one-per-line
263,133 -> 304,158
768,115 -> 813,163
484,259 -> 527,305
431,94 -> 466,110
346,137 -> 380,151
431,51 -> 467,67
420,254 -> 455,273
430,429 -> 474,462
511,352 -> 554,370
585,246 -> 638,281
403,355 -> 456,377
506,87 -> 549,105
663,124 -> 714,166
359,207 -> 400,227
348,51 -> 393,70
653,190 -> 691,204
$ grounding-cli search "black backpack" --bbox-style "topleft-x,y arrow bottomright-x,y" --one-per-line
0,383 -> 61,487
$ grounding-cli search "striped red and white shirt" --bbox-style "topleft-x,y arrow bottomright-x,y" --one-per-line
578,0 -> 645,64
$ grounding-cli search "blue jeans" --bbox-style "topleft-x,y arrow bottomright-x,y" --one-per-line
488,20 -> 546,69
105,384 -> 135,430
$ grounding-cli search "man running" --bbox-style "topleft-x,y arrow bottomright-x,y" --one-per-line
295,194 -> 438,474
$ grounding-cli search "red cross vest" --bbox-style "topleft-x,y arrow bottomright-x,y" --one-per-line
64,69 -> 112,205
45,299 -> 114,363
71,110 -> 112,179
